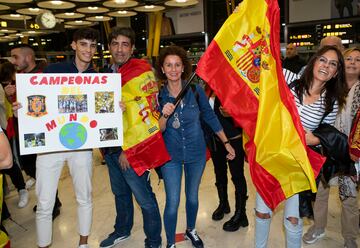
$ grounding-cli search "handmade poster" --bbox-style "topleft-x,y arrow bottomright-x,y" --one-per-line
16,73 -> 122,155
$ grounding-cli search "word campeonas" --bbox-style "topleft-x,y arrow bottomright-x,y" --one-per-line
30,75 -> 108,85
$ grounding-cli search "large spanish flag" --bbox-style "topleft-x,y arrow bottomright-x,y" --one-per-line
119,58 -> 171,176
196,0 -> 324,209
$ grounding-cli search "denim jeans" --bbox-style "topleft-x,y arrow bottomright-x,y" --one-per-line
104,151 -> 162,247
255,192 -> 302,248
161,157 -> 206,245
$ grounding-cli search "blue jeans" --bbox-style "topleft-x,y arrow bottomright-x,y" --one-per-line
255,192 -> 302,248
104,151 -> 162,247
161,158 -> 206,245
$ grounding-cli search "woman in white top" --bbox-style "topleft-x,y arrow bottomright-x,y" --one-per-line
303,47 -> 360,248
255,45 -> 347,248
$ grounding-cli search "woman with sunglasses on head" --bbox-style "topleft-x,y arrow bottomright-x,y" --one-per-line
157,45 -> 235,248
303,47 -> 360,248
255,45 -> 347,248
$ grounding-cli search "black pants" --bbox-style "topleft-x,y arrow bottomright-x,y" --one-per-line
210,137 -> 247,196
19,154 -> 36,179
2,163 -> 25,192
11,133 -> 37,179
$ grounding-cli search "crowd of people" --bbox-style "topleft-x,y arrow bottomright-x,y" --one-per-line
0,25 -> 358,248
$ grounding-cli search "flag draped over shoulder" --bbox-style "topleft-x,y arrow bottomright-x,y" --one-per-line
119,58 -> 171,176
196,0 -> 325,209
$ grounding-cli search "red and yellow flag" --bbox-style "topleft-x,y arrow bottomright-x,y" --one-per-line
119,59 -> 171,176
0,175 -> 10,247
196,0 -> 324,209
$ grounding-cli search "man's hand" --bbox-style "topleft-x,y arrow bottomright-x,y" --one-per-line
118,152 -> 131,170
119,101 -> 126,112
12,102 -> 22,118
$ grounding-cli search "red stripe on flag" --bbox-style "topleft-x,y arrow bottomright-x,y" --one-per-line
266,0 -> 325,178
118,59 -> 152,85
124,131 -> 171,176
196,41 -> 286,209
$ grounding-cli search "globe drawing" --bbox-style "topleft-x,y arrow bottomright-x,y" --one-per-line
59,122 -> 87,149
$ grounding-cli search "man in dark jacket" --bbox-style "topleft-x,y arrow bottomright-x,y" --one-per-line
282,43 -> 306,74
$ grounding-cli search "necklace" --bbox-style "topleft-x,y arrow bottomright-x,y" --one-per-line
172,112 -> 180,129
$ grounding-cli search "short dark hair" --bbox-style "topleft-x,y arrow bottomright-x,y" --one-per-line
73,28 -> 100,42
155,45 -> 192,81
11,43 -> 34,52
108,27 -> 135,46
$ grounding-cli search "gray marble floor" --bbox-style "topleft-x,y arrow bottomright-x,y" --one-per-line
3,149 -> 358,248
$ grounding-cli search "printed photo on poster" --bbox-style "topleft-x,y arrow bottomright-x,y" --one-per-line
99,128 -> 118,141
95,91 -> 114,113
24,133 -> 45,148
58,95 -> 88,113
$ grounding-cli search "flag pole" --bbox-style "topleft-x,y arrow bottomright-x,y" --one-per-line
163,71 -> 197,119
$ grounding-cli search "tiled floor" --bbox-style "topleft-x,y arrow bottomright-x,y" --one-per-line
3,149 -> 358,248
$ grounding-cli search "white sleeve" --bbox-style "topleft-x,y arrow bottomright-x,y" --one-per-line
283,68 -> 298,85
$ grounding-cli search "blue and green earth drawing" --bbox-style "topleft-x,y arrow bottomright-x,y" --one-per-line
59,122 -> 87,149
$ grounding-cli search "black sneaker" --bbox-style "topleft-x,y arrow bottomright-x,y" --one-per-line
184,229 -> 204,248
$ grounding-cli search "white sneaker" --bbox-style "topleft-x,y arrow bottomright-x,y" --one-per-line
18,189 -> 29,208
78,244 -> 89,248
25,178 -> 36,189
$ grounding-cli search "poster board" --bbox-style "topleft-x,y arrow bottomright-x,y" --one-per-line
16,73 -> 122,155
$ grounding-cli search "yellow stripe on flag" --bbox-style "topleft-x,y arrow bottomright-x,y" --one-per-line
122,70 -> 161,149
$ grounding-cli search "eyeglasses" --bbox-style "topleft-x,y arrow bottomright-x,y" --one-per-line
345,56 -> 360,63
317,56 -> 339,69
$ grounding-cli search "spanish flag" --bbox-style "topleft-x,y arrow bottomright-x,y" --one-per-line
119,59 -> 171,176
196,0 -> 324,209
0,175 -> 10,248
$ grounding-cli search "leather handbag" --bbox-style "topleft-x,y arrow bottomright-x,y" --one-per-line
313,123 -> 354,183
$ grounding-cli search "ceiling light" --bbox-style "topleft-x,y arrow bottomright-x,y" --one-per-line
0,29 -> 8,32
51,1 -> 63,5
95,16 -> 103,19
29,8 -> 40,12
88,6 -> 98,10
144,5 -> 154,8
75,20 -> 83,23
175,0 -> 187,2
10,14 -> 21,17
117,10 -> 127,14
115,0 -> 126,3
65,12 -> 75,15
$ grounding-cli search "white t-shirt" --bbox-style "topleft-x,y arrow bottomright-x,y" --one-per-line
283,68 -> 338,131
